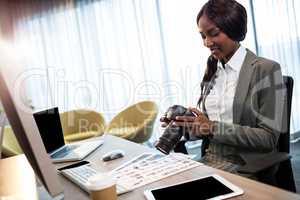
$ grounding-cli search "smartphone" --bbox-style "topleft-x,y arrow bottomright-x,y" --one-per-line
57,160 -> 90,171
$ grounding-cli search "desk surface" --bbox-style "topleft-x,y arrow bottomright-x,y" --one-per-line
0,155 -> 38,200
57,135 -> 300,200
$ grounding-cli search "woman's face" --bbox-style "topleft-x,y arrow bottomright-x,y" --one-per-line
198,14 -> 239,63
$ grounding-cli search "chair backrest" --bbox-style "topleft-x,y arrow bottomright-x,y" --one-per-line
107,101 -> 158,127
106,101 -> 158,143
60,109 -> 106,134
278,76 -> 293,153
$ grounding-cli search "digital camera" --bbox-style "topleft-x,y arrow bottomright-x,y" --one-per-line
155,105 -> 195,154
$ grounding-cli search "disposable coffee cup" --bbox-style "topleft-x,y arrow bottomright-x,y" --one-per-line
86,173 -> 117,200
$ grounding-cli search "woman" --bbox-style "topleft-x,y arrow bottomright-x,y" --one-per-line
161,0 -> 285,177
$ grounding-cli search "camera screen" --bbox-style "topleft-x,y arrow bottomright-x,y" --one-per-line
151,176 -> 233,200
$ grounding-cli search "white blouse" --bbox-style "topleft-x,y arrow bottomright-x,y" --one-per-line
205,46 -> 247,123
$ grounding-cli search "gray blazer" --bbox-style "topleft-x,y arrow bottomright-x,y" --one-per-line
203,49 -> 285,164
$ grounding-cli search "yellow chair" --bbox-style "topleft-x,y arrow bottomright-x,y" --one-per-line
106,101 -> 158,143
60,109 -> 106,143
2,126 -> 22,157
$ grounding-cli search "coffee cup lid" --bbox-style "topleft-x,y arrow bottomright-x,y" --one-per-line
86,173 -> 116,191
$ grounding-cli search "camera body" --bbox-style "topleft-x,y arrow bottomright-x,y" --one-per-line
155,105 -> 195,154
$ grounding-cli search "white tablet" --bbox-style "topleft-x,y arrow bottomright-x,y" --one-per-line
144,174 -> 244,200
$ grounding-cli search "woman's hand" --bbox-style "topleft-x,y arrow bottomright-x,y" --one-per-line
174,107 -> 214,137
160,116 -> 171,128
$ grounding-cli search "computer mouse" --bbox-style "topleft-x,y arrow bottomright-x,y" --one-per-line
102,149 -> 125,162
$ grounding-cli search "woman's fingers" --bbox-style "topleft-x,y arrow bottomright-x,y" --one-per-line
160,116 -> 167,122
161,122 -> 168,128
175,115 -> 195,122
173,121 -> 195,127
188,107 -> 202,116
160,107 -> 206,132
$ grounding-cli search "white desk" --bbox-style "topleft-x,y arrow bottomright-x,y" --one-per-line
0,155 -> 38,200
1,136 -> 299,199
56,135 -> 300,200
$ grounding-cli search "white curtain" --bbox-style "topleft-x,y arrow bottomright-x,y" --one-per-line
251,0 -> 300,134
4,0 -> 253,141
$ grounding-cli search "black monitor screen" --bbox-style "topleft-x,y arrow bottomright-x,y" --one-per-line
33,107 -> 65,153
151,176 -> 233,200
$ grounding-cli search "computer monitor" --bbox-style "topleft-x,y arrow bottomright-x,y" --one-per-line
0,46 -> 64,198
0,110 -> 5,158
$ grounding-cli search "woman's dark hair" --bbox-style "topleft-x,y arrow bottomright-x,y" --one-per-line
197,0 -> 247,107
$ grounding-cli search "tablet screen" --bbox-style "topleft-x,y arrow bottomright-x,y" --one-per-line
151,176 -> 233,200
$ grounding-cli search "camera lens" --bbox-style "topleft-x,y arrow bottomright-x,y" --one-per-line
155,125 -> 182,154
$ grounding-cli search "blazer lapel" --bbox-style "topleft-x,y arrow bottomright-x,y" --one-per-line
233,49 -> 258,124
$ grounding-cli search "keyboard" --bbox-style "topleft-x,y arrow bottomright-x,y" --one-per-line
59,164 -> 132,195
51,140 -> 103,162
51,145 -> 79,158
